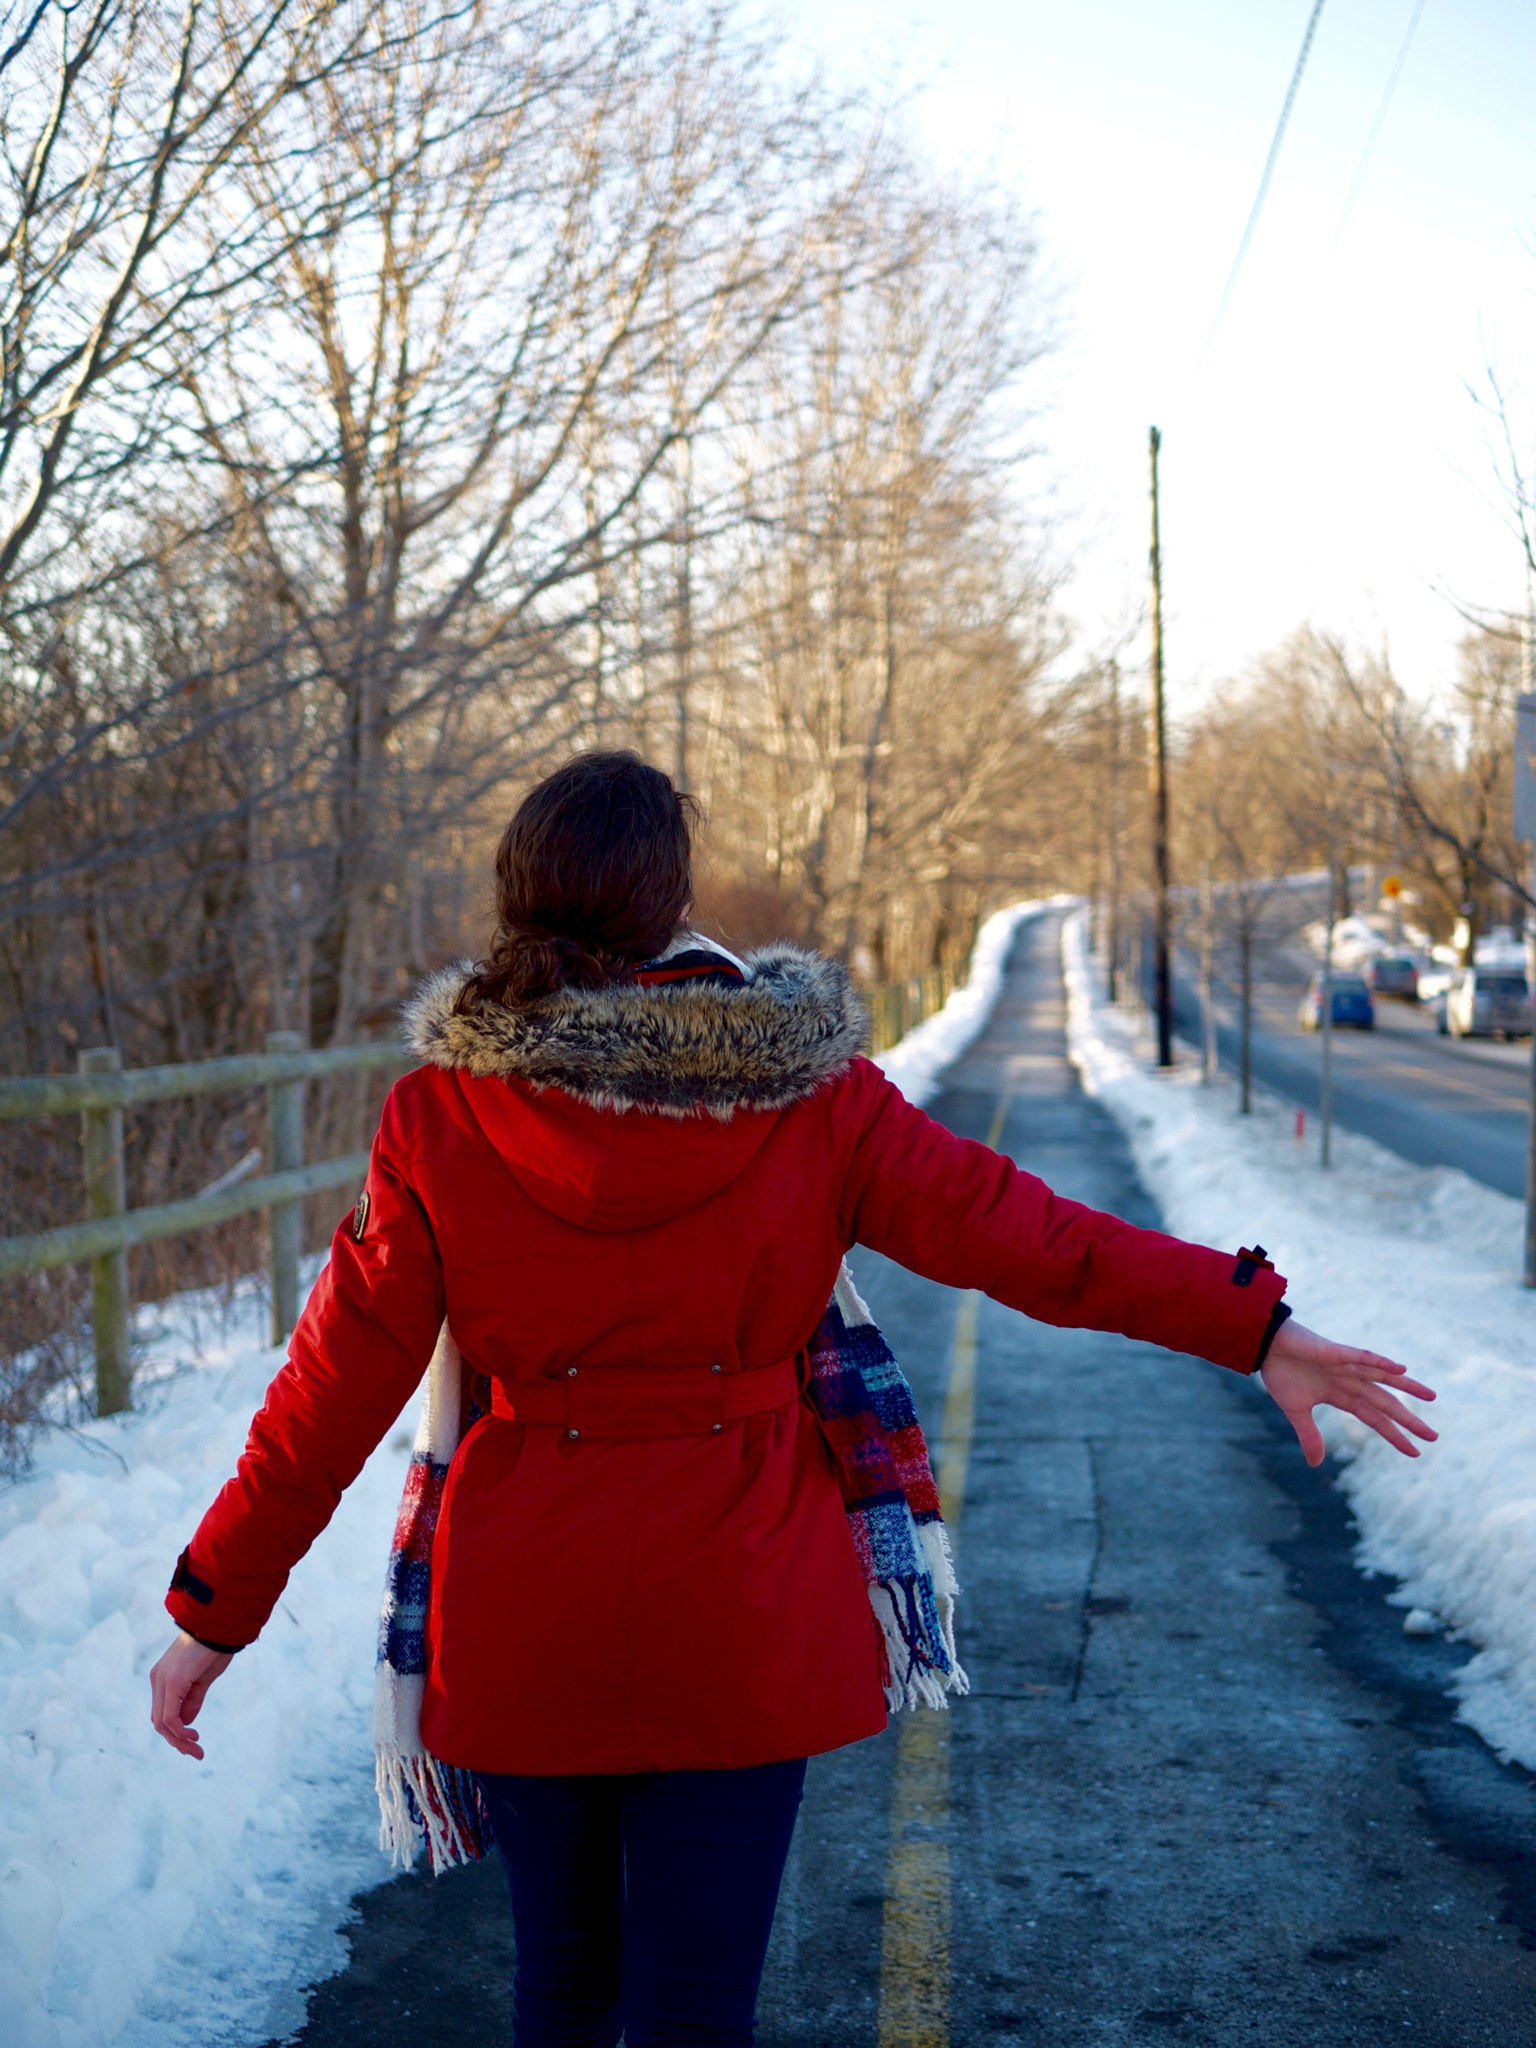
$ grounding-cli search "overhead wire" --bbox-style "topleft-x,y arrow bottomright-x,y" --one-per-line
1330,0 -> 1427,250
1201,0 -> 1328,360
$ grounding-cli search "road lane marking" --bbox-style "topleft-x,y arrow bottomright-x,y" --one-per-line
935,1292 -> 977,1526
878,1710 -> 951,2048
877,1089 -> 1009,2048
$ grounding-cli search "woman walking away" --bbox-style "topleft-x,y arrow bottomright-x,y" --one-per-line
149,750 -> 1436,2047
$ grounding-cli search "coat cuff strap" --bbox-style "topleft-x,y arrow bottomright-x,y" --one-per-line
1252,1300 -> 1292,1374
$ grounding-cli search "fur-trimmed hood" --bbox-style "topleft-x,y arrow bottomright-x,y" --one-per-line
403,940 -> 868,1122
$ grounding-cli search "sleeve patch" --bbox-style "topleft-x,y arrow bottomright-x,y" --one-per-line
170,1547 -> 214,1605
352,1189 -> 370,1240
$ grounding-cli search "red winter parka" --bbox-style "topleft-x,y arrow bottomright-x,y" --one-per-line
166,941 -> 1287,1775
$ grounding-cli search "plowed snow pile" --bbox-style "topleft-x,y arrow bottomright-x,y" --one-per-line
0,1281 -> 417,2048
1063,907 -> 1536,1770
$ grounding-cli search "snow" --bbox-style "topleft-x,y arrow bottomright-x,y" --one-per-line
0,1276 -> 416,2048
873,896 -> 1074,1105
1062,906 -> 1536,1772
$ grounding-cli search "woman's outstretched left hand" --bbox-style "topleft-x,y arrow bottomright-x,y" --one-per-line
150,1630 -> 233,1759
1259,1319 -> 1437,1467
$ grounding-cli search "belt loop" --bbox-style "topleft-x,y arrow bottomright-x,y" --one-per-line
565,1364 -> 579,1441
711,1360 -> 723,1433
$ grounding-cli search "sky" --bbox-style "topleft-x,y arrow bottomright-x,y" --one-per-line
771,0 -> 1536,709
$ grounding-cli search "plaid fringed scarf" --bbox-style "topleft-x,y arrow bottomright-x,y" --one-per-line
374,1265 -> 967,1873
811,1266 -> 967,1714
372,1325 -> 495,1872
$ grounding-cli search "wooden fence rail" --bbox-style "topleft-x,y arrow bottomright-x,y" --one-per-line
5,1035 -> 408,1416
0,1041 -> 406,1119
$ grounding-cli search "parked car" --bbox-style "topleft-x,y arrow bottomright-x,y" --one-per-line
1368,954 -> 1419,1000
1298,973 -> 1375,1032
1440,967 -> 1532,1039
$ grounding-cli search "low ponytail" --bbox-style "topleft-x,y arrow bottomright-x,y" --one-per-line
455,752 -> 698,1011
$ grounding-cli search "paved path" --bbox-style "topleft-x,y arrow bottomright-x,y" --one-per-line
273,915 -> 1536,2047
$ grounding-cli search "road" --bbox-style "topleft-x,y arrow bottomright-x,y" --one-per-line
271,914 -> 1536,2047
1168,929 -> 1534,1200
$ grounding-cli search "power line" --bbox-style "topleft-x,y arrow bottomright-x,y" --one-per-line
1202,0 -> 1328,358
1330,0 -> 1427,250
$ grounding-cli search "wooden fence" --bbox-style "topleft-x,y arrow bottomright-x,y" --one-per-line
865,965 -> 954,1054
4,962 -> 960,1420
0,1035 -> 408,1415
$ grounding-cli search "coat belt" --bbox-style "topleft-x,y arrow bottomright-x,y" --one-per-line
486,1355 -> 804,1440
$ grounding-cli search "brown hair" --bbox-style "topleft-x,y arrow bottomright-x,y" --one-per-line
456,751 -> 698,1009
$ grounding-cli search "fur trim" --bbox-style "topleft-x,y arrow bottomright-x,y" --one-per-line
403,940 -> 868,1118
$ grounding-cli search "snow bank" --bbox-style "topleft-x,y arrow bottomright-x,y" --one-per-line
1062,907 -> 1536,1770
873,896 -> 1074,1105
0,1279 -> 415,2048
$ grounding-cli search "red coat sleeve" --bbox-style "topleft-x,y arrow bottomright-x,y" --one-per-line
832,1060 -> 1284,1372
165,1090 -> 444,1650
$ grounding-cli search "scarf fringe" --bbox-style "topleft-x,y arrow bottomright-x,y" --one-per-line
376,1743 -> 493,1874
870,1518 -> 970,1712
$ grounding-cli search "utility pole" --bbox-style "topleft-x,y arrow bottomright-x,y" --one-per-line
1148,427 -> 1173,1067
1320,860 -> 1337,1169
1199,861 -> 1217,1083
1107,660 -> 1124,1003
1527,824 -> 1536,1289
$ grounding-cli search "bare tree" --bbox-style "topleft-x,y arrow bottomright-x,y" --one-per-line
0,0 -> 401,600
0,1 -> 890,1057
1362,625 -> 1531,952
695,169 -> 1062,976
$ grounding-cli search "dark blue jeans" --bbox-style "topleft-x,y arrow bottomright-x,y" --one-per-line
475,1758 -> 807,2048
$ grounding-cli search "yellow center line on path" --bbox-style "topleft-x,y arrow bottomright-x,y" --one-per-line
877,1088 -> 1011,2048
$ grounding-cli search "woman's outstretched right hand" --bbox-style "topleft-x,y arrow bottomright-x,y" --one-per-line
150,1631 -> 233,1759
1259,1319 -> 1437,1467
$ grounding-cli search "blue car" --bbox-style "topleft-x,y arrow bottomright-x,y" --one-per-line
1297,972 -> 1374,1031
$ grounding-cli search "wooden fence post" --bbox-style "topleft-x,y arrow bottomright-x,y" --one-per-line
79,1047 -> 131,1415
266,1031 -> 305,1346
